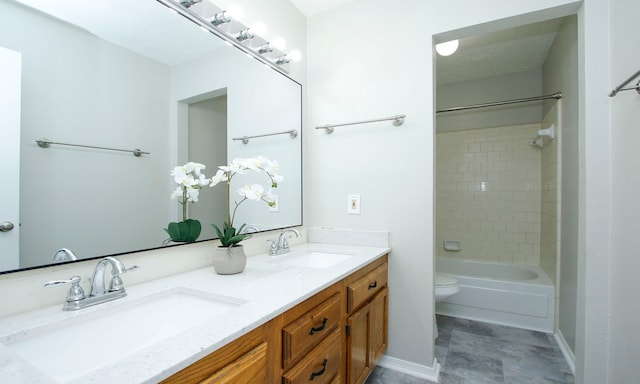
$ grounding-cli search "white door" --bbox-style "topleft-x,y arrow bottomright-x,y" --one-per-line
0,46 -> 22,271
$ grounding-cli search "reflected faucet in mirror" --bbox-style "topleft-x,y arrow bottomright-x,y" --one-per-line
52,248 -> 78,262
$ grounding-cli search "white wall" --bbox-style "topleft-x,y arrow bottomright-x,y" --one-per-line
306,0 -> 583,372
542,15 -> 579,356
437,70 -> 543,132
608,0 -> 640,381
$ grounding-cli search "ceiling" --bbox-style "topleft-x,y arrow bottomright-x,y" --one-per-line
19,0 -> 563,85
288,0 -> 563,85
436,19 -> 564,84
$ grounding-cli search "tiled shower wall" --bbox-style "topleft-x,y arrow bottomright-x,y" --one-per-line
436,124 -> 541,265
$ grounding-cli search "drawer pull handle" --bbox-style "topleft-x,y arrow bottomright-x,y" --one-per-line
368,281 -> 378,290
309,358 -> 328,381
309,317 -> 328,335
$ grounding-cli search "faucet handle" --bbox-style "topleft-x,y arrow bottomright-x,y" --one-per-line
267,239 -> 278,255
44,275 -> 86,302
109,265 -> 139,292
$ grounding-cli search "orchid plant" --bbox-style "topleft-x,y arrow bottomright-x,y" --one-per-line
210,156 -> 283,247
165,162 -> 210,243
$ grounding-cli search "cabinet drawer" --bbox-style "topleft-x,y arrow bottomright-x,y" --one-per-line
283,293 -> 341,367
347,263 -> 388,312
283,328 -> 342,384
199,342 -> 267,384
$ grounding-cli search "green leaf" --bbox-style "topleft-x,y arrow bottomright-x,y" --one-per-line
166,219 -> 201,243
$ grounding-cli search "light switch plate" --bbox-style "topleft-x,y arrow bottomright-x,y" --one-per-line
347,194 -> 361,214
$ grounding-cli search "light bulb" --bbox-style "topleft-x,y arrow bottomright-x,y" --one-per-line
226,4 -> 244,22
288,49 -> 302,62
251,21 -> 267,37
271,37 -> 286,51
435,40 -> 459,56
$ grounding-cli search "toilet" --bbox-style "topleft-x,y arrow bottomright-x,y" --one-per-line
435,273 -> 460,303
434,273 -> 460,339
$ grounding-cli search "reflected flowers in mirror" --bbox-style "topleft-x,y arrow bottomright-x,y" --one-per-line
165,162 -> 210,243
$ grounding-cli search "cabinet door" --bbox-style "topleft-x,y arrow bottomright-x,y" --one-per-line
369,287 -> 388,363
347,304 -> 370,384
200,342 -> 267,384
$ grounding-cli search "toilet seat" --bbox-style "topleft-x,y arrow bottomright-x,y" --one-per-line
435,273 -> 458,287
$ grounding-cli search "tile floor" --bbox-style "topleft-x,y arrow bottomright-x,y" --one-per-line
365,315 -> 574,384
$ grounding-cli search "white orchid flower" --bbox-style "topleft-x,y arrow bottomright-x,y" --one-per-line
170,186 -> 183,200
237,184 -> 265,201
210,169 -> 228,187
186,187 -> 200,202
183,162 -> 206,175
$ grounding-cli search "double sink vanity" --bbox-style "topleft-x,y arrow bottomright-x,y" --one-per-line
0,241 -> 389,384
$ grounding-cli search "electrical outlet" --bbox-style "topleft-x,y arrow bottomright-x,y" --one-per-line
347,194 -> 361,214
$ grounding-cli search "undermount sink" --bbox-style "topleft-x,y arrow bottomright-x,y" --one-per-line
277,251 -> 353,269
4,288 -> 244,383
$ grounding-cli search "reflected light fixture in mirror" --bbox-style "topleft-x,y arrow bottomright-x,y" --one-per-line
436,39 -> 459,56
156,0 -> 302,74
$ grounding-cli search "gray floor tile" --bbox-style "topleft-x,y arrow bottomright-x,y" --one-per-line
368,316 -> 574,384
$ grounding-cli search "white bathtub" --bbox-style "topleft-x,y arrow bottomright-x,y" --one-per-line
436,257 -> 555,332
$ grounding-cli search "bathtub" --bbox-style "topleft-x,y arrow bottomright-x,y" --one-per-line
436,257 -> 555,332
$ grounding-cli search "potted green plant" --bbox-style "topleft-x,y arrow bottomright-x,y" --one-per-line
164,162 -> 210,243
209,156 -> 282,274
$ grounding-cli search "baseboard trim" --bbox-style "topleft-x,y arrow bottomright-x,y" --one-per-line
554,330 -> 575,375
377,355 -> 441,382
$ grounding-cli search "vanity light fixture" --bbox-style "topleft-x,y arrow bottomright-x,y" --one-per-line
209,11 -> 232,26
157,0 -> 300,74
257,43 -> 273,54
180,0 -> 201,8
235,28 -> 255,41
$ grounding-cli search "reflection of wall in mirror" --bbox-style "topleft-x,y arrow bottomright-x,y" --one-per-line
0,1 -> 171,269
172,45 -> 302,233
187,95 -> 228,240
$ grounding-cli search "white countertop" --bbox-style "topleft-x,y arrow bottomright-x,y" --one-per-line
0,243 -> 389,384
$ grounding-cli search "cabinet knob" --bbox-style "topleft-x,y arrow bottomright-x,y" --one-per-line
368,281 -> 378,290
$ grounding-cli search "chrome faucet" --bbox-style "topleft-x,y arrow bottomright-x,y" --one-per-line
269,228 -> 301,255
45,256 -> 138,311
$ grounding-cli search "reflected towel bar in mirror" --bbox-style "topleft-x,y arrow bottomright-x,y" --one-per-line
232,129 -> 298,144
315,114 -> 406,134
36,138 -> 150,157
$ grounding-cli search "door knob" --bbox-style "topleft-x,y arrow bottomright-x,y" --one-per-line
0,221 -> 15,232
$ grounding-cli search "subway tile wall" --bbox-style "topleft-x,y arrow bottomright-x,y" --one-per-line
436,124 -> 542,264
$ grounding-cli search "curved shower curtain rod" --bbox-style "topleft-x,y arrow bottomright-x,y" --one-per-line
436,92 -> 562,114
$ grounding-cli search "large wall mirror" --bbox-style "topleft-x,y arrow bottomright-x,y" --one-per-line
0,0 -> 302,274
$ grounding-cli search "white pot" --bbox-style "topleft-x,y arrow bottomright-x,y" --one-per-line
212,245 -> 246,275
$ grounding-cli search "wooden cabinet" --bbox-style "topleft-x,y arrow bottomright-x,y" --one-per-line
161,254 -> 388,384
160,319 -> 278,384
345,257 -> 389,384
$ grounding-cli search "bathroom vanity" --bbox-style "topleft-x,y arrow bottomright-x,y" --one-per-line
162,255 -> 388,384
0,243 -> 389,384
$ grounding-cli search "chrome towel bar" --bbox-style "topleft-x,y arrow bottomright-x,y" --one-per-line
232,129 -> 298,144
609,69 -> 640,97
315,114 -> 406,134
36,138 -> 149,157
